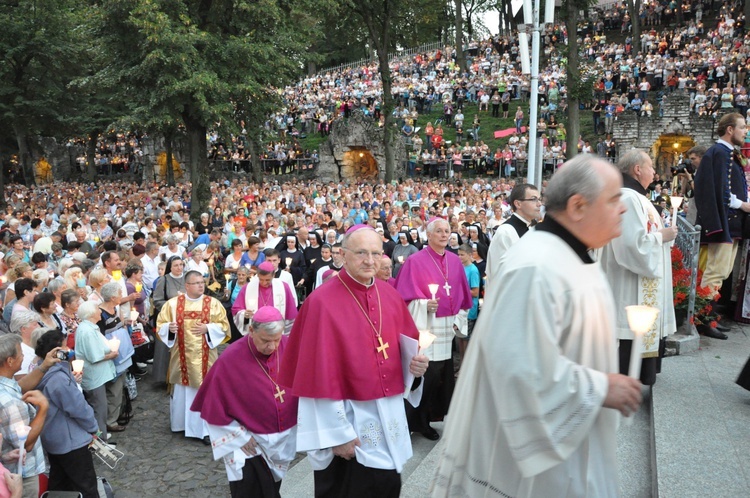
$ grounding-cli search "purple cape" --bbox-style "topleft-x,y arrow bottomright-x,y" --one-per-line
395,246 -> 473,317
191,335 -> 298,434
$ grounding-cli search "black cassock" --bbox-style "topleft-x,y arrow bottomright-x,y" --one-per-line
737,355 -> 750,392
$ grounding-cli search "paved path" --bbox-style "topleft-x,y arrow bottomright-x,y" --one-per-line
91,324 -> 750,497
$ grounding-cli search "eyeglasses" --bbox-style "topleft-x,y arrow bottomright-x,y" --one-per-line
350,250 -> 384,260
520,197 -> 542,203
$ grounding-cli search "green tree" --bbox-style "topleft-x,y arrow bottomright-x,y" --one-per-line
564,0 -> 596,160
0,0 -> 89,185
98,0 -> 330,221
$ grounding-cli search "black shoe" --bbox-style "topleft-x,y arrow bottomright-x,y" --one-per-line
715,323 -> 731,332
420,426 -> 440,441
697,324 -> 728,340
202,436 -> 211,446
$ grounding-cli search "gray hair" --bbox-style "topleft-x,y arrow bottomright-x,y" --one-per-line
101,281 -> 122,303
617,149 -> 650,176
426,217 -> 449,234
31,326 -> 56,351
77,301 -> 100,322
47,279 -> 66,294
0,335 -> 21,364
10,310 -> 42,335
544,154 -> 607,213
250,319 -> 285,336
166,234 -> 179,245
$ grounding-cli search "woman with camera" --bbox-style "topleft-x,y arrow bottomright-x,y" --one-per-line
35,329 -> 100,498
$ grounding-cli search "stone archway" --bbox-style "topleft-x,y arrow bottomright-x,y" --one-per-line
651,134 -> 696,178
341,147 -> 378,179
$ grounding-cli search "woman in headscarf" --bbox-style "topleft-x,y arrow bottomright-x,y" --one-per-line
446,232 -> 464,254
277,232 -> 306,286
325,229 -> 338,246
151,256 -> 186,384
391,230 -> 418,277
300,230 -> 324,295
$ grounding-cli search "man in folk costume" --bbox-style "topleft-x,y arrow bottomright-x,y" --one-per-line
598,149 -> 678,385
485,183 -> 542,283
279,225 -> 429,497
192,307 -> 297,498
431,155 -> 642,498
156,270 -> 230,443
394,217 -> 472,441
694,112 -> 750,339
231,262 -> 297,335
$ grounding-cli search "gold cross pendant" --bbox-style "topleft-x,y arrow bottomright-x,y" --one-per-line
377,336 -> 390,360
274,386 -> 286,403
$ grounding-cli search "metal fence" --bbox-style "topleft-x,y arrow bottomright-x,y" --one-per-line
319,41 -> 446,75
676,215 -> 701,329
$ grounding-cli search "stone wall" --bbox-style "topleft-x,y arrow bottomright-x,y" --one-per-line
614,92 -> 718,158
317,114 -> 406,182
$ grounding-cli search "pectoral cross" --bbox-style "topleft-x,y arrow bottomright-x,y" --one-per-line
443,281 -> 452,296
377,336 -> 390,360
274,386 -> 286,403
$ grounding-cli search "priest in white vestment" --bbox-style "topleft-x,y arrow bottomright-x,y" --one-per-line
598,149 -> 678,385
431,155 -> 643,498
231,262 -> 297,335
157,270 -> 230,442
485,183 -> 541,283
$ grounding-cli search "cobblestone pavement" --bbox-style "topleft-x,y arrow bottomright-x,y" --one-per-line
96,376 -> 231,498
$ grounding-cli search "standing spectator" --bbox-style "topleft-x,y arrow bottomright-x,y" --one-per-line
35,330 -> 99,498
0,335 -> 49,498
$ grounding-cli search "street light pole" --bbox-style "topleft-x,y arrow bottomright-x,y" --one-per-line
521,0 -> 554,188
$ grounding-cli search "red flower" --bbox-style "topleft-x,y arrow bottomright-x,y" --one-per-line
710,321 -> 718,328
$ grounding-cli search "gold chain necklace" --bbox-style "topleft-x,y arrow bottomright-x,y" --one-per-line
247,336 -> 286,403
336,274 -> 390,360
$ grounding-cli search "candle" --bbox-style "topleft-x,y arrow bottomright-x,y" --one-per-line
671,196 -> 683,227
130,310 -> 140,322
108,338 -> 121,353
418,330 -> 436,353
428,283 -> 439,301
625,305 -> 659,381
111,270 -> 122,281
72,359 -> 84,373
398,256 -> 404,263
14,424 -> 30,475
285,257 -> 292,267
135,282 -> 143,293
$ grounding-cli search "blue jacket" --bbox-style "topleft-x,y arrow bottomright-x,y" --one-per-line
694,142 -> 747,243
36,362 -> 98,455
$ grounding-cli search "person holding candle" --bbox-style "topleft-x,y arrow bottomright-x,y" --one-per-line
191,307 -> 298,497
74,301 -> 117,436
391,231 -> 418,277
598,149 -> 678,384
34,329 -> 99,498
156,270 -> 230,444
0,334 -> 50,498
278,233 -> 306,288
279,226 -> 428,497
394,218 -> 473,441
430,155 -> 643,498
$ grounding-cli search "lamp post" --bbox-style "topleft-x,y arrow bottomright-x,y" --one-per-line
520,0 -> 554,187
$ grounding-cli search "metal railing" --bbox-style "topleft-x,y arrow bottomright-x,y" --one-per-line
319,41 -> 446,75
676,215 -> 701,330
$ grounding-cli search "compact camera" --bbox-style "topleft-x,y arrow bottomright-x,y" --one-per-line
56,350 -> 75,361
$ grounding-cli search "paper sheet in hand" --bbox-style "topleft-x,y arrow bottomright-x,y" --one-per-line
400,334 -> 418,398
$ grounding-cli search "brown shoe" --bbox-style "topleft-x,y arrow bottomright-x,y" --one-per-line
107,424 -> 127,432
